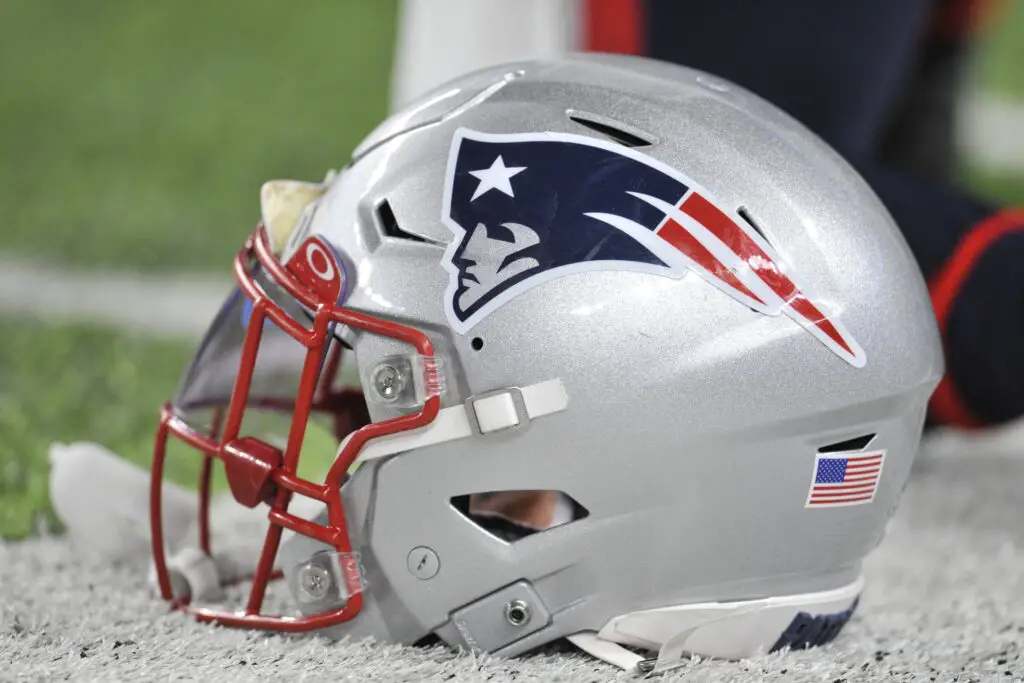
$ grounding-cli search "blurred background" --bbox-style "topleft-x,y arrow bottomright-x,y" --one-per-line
1,0 -> 1022,539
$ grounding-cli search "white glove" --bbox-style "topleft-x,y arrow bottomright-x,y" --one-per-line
48,441 -> 196,562
147,538 -> 284,603
50,441 -> 332,601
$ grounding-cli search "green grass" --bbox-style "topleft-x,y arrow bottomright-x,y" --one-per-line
962,166 -> 1024,207
0,316 -> 193,537
0,0 -> 396,271
975,0 -> 1024,98
0,315 -> 338,539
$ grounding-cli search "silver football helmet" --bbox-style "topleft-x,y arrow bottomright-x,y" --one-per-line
150,54 -> 942,673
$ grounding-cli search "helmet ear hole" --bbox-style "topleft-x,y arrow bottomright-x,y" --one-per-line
451,491 -> 588,542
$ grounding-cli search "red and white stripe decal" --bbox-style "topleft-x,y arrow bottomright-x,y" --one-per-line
680,193 -> 858,360
635,189 -> 866,367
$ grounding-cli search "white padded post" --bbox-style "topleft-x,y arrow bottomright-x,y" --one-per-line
472,392 -> 520,433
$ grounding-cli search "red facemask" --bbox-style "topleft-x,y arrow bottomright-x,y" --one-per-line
150,224 -> 441,631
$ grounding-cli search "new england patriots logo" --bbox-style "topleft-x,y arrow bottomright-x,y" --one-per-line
440,128 -> 866,367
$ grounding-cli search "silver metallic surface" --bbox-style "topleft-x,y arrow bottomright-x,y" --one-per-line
183,53 -> 943,657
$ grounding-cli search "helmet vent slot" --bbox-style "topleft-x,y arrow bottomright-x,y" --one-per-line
376,200 -> 439,245
451,491 -> 589,542
737,206 -> 773,246
818,433 -> 877,453
567,110 -> 654,148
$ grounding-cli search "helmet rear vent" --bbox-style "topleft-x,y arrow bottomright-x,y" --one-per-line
818,433 -> 877,453
567,110 -> 654,148
737,207 -> 774,247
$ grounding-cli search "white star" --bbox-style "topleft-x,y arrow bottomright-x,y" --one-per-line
468,155 -> 526,201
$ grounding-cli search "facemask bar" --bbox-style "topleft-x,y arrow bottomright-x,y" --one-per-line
151,223 -> 441,631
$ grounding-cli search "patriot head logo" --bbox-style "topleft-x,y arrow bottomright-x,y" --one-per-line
440,128 -> 866,367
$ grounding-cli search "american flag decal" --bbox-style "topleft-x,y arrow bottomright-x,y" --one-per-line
805,451 -> 885,508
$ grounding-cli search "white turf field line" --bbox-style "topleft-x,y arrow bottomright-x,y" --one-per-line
0,255 -> 230,340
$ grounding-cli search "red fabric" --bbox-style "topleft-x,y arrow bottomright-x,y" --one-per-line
930,0 -> 1001,42
927,209 -> 1024,427
583,0 -> 644,54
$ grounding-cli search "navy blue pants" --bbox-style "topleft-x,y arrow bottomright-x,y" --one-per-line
634,0 -> 1021,426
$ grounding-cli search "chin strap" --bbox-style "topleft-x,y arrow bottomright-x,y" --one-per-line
344,378 -> 569,463
567,577 -> 864,673
567,631 -> 646,672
